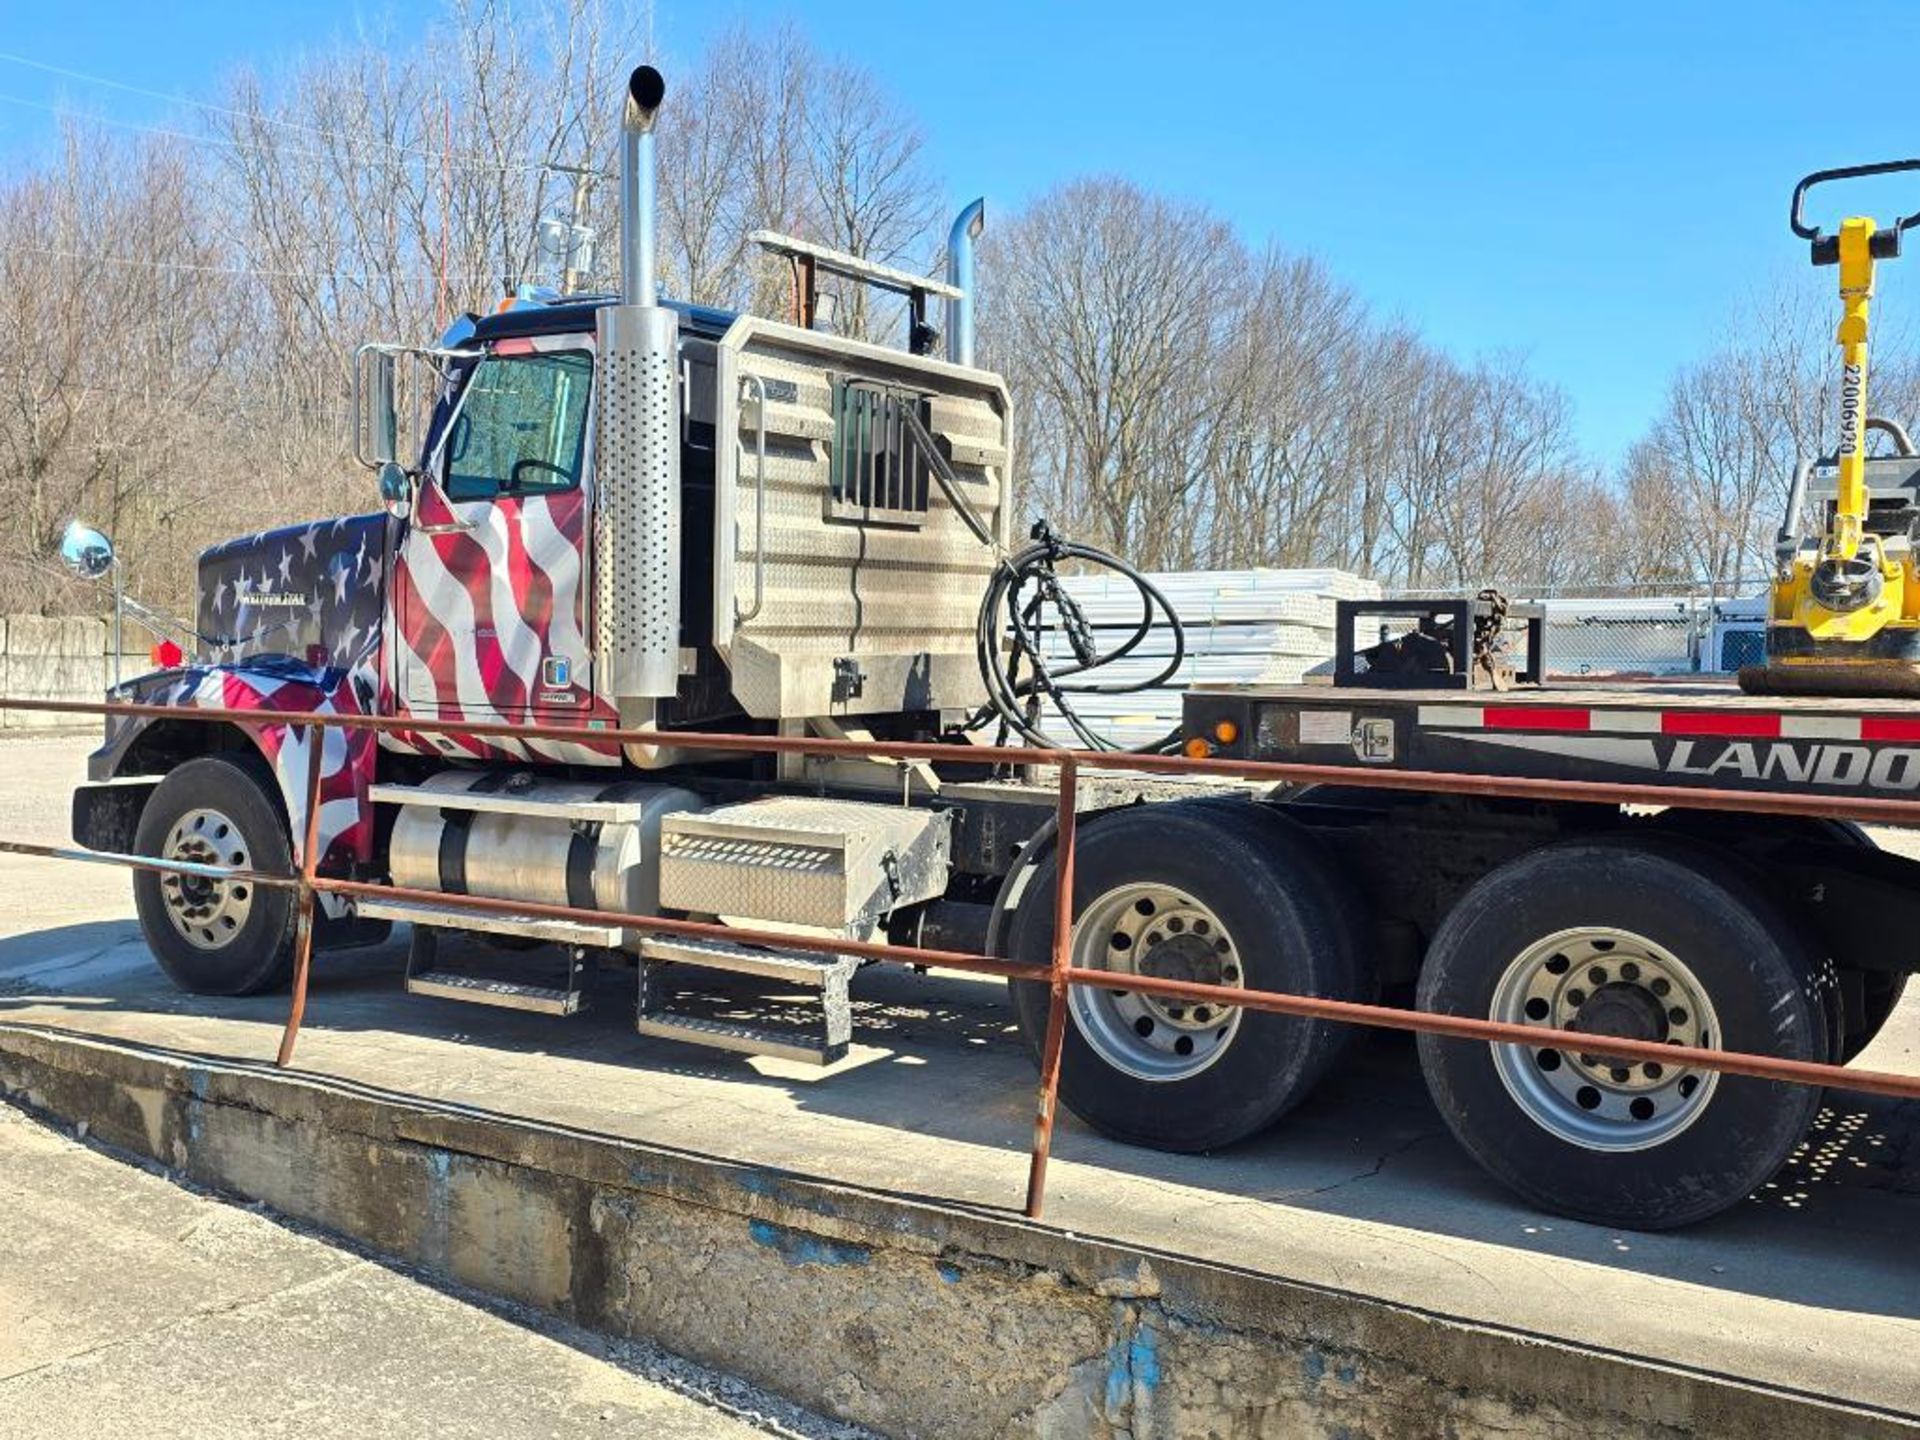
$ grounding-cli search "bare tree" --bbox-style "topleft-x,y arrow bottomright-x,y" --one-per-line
799,60 -> 939,339
1202,251 -> 1375,570
984,176 -> 1249,568
1423,353 -> 1582,586
0,124 -> 250,613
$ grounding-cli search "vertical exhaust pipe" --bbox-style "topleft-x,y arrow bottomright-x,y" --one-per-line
946,198 -> 985,367
598,64 -> 681,706
620,65 -> 666,305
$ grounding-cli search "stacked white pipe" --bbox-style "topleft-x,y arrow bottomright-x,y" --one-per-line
1026,568 -> 1380,749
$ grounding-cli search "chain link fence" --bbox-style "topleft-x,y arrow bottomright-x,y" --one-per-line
1389,582 -> 1771,678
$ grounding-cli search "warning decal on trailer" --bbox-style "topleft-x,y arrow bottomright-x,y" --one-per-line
1298,710 -> 1352,745
1417,704 -> 1920,794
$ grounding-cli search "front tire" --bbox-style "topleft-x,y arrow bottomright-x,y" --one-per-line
1008,801 -> 1368,1152
1416,838 -> 1828,1230
132,753 -> 299,996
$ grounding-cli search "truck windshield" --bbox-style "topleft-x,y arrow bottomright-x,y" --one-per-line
443,350 -> 592,502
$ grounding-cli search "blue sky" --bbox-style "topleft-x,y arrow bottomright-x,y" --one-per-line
6,1 -> 1920,467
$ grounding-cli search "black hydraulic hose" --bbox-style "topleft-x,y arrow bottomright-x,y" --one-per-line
969,524 -> 1188,753
900,401 -> 1187,753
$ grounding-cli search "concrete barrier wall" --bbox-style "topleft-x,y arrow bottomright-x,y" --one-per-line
0,1026 -> 1906,1440
1,615 -> 149,728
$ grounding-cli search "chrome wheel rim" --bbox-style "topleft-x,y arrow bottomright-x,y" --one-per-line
1067,882 -> 1244,1083
1491,926 -> 1720,1152
159,807 -> 254,950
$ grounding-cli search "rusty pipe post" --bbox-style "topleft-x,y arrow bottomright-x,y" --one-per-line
276,720 -> 328,1068
1025,754 -> 1079,1219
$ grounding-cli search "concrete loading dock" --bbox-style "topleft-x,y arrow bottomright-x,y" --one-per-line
4,732 -> 1919,1437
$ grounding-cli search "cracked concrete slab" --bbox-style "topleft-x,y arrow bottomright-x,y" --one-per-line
0,1102 -> 864,1440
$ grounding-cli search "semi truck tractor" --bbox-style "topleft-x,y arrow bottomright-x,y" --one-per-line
67,67 -> 1920,1229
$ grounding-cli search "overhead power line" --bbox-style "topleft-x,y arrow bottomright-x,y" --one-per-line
0,90 -> 367,171
14,241 -> 506,287
0,91 -> 613,200
0,49 -> 574,176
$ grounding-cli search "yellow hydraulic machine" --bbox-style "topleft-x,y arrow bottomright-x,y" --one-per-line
1742,159 -> 1920,697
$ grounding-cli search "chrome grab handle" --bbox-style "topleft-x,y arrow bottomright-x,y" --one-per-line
736,374 -> 768,623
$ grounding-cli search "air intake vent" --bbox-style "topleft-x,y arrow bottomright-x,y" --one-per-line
828,380 -> 932,527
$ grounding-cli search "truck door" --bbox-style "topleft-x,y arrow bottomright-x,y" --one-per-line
390,342 -> 596,732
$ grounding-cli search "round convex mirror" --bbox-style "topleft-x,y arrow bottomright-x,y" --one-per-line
59,520 -> 115,581
377,462 -> 413,520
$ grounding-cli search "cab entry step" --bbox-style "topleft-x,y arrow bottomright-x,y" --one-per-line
637,932 -> 859,1065
362,900 -> 598,1017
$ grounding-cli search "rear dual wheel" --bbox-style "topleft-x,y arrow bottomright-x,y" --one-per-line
1417,838 -> 1828,1230
1646,812 -> 1905,1060
1009,802 -> 1371,1153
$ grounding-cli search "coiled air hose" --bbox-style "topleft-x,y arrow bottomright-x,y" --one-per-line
969,522 -> 1189,753
898,399 -> 1188,753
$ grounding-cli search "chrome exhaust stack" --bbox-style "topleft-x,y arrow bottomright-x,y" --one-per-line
596,64 -> 681,705
945,198 -> 985,367
618,65 -> 666,306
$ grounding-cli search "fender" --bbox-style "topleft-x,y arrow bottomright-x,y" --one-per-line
86,654 -> 379,872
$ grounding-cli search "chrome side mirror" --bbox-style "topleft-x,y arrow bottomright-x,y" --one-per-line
377,461 -> 413,521
352,345 -> 400,470
59,520 -> 115,581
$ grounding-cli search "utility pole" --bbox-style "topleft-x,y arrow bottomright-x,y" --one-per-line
536,162 -> 603,295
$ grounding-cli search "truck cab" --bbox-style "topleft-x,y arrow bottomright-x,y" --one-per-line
72,67 -> 1013,1043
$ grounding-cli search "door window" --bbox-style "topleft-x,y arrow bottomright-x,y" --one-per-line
442,350 -> 592,502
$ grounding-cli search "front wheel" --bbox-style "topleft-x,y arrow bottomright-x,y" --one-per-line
132,753 -> 300,996
1008,801 -> 1369,1152
1417,838 -> 1829,1230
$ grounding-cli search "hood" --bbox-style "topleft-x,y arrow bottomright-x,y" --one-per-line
196,513 -> 391,670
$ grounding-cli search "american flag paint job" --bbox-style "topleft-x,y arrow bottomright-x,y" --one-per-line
104,651 -> 379,884
98,328 -> 625,873
116,508 -> 397,877
383,332 -> 621,768
196,513 -> 391,673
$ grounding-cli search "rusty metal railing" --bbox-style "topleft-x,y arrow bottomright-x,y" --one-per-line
8,693 -> 1920,1221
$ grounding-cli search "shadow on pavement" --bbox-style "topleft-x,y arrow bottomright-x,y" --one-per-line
3,917 -> 1917,1325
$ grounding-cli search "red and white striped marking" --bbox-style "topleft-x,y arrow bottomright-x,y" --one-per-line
1416,704 -> 1920,743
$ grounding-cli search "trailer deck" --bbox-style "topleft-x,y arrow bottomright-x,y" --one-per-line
1186,679 -> 1920,807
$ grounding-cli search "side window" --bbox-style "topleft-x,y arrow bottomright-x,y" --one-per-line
443,349 -> 593,503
